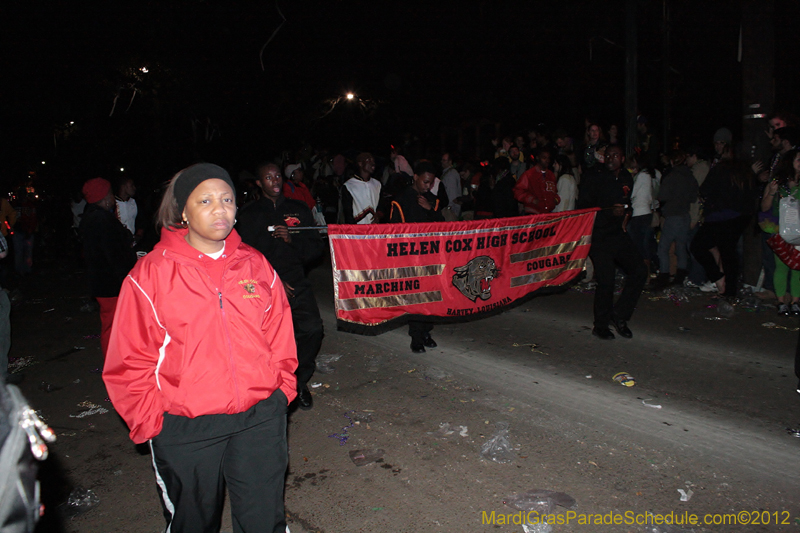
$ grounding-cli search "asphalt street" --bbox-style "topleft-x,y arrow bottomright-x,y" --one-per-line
10,259 -> 800,532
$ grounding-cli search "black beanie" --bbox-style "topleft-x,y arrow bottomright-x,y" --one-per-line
174,163 -> 236,214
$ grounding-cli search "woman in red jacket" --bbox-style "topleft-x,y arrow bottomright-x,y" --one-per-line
103,163 -> 297,533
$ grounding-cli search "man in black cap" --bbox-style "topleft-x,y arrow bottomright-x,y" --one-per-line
578,145 -> 648,340
237,162 -> 325,410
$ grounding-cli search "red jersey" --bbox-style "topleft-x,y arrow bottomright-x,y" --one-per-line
512,167 -> 560,214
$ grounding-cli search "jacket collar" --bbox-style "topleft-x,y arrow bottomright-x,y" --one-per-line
154,226 -> 243,262
261,195 -> 286,209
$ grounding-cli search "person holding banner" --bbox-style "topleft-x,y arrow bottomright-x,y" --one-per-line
578,145 -> 648,340
491,157 -> 520,218
238,162 -> 326,410
390,160 -> 444,352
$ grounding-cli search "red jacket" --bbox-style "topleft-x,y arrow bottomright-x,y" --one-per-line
513,167 -> 560,214
103,227 -> 298,443
283,181 -> 316,211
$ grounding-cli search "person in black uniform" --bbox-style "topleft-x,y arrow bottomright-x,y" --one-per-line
491,156 -> 520,218
577,145 -> 647,340
390,160 -> 444,353
237,162 -> 325,410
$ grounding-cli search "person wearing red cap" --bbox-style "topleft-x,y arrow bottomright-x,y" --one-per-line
79,177 -> 137,356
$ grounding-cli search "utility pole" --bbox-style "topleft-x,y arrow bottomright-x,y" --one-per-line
741,0 -> 774,163
740,0 -> 775,287
624,0 -> 638,157
661,0 -> 671,152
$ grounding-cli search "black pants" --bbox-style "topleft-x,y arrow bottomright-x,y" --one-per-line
408,320 -> 433,345
690,216 -> 749,297
150,391 -> 288,533
589,233 -> 648,329
289,279 -> 324,387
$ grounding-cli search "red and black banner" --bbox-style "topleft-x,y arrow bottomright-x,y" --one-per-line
327,209 -> 598,334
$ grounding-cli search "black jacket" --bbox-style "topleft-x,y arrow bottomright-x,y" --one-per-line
699,159 -> 757,220
79,203 -> 137,297
577,168 -> 633,240
492,171 -> 519,218
658,164 -> 698,217
389,186 -> 444,223
236,196 -> 325,285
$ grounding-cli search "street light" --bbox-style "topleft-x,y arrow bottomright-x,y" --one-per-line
346,93 -> 355,100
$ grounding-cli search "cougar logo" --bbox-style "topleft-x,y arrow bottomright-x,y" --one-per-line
452,256 -> 498,302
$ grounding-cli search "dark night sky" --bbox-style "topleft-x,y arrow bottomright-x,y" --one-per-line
1,0 -> 798,191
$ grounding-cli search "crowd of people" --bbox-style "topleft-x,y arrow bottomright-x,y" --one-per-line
6,112 -> 796,317
241,113 -> 795,306
225,114 -> 800,342
50,112 -> 798,351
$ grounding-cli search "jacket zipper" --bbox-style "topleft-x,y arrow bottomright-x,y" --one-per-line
176,252 -> 248,413
217,287 -> 241,411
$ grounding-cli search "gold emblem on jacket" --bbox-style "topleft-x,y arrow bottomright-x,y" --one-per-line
239,279 -> 261,299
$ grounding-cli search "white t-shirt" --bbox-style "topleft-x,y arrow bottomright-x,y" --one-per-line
206,241 -> 225,260
71,199 -> 86,228
393,155 -> 413,176
441,167 -> 462,217
343,178 -> 381,224
630,170 -> 654,217
116,197 -> 137,234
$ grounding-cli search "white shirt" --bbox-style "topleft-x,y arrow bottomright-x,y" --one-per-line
343,177 -> 381,224
393,155 -> 413,176
441,166 -> 462,217
630,170 -> 654,217
71,199 -> 86,228
206,241 -> 225,260
553,174 -> 577,212
116,197 -> 137,234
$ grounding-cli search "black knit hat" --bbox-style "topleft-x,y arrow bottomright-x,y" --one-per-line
174,163 -> 236,214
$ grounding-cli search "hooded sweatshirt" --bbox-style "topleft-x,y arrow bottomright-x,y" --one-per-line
103,227 -> 297,443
